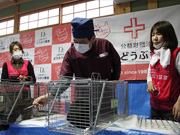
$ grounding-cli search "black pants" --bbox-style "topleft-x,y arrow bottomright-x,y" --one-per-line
151,107 -> 175,121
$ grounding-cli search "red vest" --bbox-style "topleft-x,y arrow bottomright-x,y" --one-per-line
6,60 -> 29,91
150,48 -> 180,111
6,60 -> 29,78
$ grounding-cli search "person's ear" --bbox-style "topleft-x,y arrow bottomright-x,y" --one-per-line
91,35 -> 96,42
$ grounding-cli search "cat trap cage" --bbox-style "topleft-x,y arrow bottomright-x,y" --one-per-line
47,78 -> 129,135
0,80 -> 35,125
0,80 -> 48,125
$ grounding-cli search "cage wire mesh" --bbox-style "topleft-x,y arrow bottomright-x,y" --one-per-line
32,82 -> 49,116
138,117 -> 180,131
0,81 -> 34,125
0,80 -> 50,125
47,78 -> 128,135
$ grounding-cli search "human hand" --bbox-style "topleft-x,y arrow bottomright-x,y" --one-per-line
18,74 -> 27,82
173,97 -> 180,120
146,81 -> 158,94
33,95 -> 48,108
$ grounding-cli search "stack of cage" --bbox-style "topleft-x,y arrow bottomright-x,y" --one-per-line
47,78 -> 128,135
0,81 -> 34,125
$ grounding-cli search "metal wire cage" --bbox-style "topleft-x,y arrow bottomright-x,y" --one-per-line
0,80 -> 49,125
31,82 -> 49,116
47,78 -> 128,135
0,81 -> 34,125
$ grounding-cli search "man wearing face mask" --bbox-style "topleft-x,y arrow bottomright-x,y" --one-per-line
0,41 -> 36,131
33,17 -> 121,128
60,17 -> 121,79
33,17 -> 121,104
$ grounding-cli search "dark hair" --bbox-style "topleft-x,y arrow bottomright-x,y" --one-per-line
149,21 -> 178,52
87,34 -> 95,41
9,41 -> 24,54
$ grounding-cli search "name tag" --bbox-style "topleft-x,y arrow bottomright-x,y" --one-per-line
99,52 -> 108,57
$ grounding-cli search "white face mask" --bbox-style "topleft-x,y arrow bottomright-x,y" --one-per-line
13,51 -> 23,60
153,42 -> 165,49
74,43 -> 90,54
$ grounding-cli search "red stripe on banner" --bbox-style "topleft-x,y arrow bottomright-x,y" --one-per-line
120,63 -> 149,80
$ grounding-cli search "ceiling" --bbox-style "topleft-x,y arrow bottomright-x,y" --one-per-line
113,0 -> 135,4
0,0 -> 33,10
0,0 -> 137,10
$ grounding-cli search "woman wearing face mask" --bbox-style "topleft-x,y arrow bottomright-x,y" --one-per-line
147,21 -> 180,121
0,41 -> 36,131
1,41 -> 36,82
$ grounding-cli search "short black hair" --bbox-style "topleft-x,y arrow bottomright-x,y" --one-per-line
87,34 -> 95,41
149,21 -> 178,52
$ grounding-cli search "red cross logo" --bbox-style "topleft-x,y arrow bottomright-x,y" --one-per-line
124,18 -> 145,39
